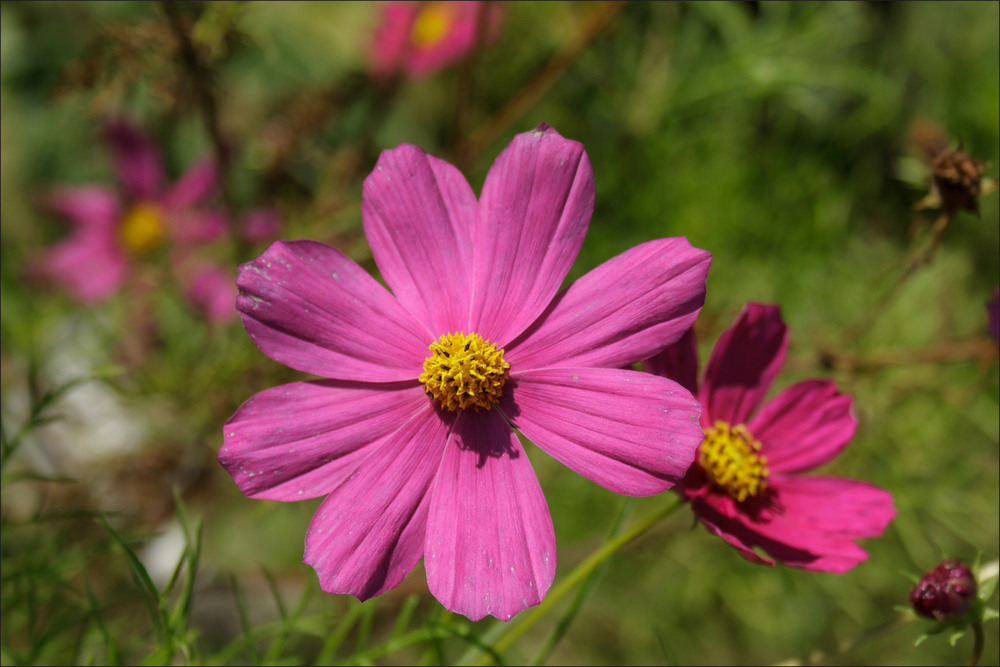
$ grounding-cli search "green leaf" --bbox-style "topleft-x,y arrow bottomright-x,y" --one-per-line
96,516 -> 165,644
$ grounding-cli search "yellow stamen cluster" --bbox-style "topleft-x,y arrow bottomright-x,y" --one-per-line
698,420 -> 769,503
118,202 -> 165,255
420,331 -> 509,412
410,2 -> 453,49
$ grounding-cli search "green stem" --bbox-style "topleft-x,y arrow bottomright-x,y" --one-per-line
967,621 -> 984,667
469,495 -> 684,666
529,498 -> 637,666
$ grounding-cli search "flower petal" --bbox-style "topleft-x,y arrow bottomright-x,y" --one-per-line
221,381 -> 429,500
240,208 -> 282,243
749,380 -> 856,474
469,124 -> 594,347
163,156 -> 218,209
643,326 -> 700,395
684,492 -> 777,567
41,234 -> 127,302
368,1 -> 413,78
304,401 -> 450,600
506,238 -> 710,370
102,119 -> 165,200
503,368 -> 703,495
686,475 -> 895,573
185,264 -> 237,324
48,187 -> 121,232
425,408 -> 555,621
748,476 -> 895,573
170,209 -> 228,246
700,303 -> 787,426
362,144 -> 476,335
237,240 -> 431,381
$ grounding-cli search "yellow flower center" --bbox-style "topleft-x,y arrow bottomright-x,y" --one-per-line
118,202 -> 165,255
410,2 -> 454,49
699,420 -> 769,503
420,331 -> 509,412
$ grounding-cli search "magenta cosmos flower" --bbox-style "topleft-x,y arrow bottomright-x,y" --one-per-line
369,1 -> 502,79
38,119 -> 225,303
645,303 -> 896,573
221,124 -> 712,620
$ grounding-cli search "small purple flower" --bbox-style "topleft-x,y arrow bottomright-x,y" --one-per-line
910,560 -> 978,621
221,124 -> 712,620
37,119 -> 226,303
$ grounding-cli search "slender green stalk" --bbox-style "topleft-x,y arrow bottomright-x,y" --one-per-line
466,495 -> 684,666
968,621 -> 984,667
529,498 -> 636,666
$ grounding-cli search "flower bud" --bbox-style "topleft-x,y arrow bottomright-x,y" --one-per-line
909,560 -> 978,621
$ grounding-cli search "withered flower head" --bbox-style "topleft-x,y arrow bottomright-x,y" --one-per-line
931,147 -> 987,216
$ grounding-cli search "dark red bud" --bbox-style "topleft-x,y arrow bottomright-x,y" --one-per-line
909,560 -> 978,621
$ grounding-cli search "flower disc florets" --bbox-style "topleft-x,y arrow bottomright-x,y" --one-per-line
420,331 -> 509,412
699,420 -> 769,502
117,202 -> 165,255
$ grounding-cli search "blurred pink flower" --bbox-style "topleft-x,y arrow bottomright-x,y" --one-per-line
369,1 -> 502,79
37,119 -> 226,303
184,263 -> 238,325
221,124 -> 711,620
239,208 -> 282,244
645,303 -> 896,573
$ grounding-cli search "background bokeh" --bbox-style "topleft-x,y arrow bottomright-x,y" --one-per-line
1,2 -> 998,665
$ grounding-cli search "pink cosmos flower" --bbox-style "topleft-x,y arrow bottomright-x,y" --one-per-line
645,303 -> 896,573
221,124 -> 712,620
369,1 -> 502,79
37,119 -> 226,303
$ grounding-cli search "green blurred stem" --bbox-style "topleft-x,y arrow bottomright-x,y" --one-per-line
472,495 -> 684,666
454,1 -> 624,165
160,1 -> 243,256
529,498 -> 636,666
841,211 -> 951,348
968,621 -> 983,667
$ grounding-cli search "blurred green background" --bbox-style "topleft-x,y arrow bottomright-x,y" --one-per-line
1,2 -> 998,665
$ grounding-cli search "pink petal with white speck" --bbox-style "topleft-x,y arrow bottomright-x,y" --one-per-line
363,144 -> 476,336
237,240 -> 431,382
506,238 -> 709,371
425,408 -> 555,621
503,368 -> 703,495
304,401 -> 450,600
220,380 -> 429,500
470,124 -> 594,347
